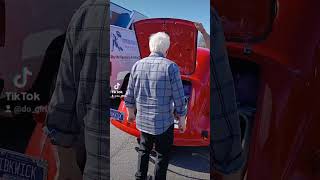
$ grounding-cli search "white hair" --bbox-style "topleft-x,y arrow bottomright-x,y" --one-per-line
149,32 -> 170,55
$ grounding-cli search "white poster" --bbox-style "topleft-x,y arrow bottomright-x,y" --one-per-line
110,25 -> 140,95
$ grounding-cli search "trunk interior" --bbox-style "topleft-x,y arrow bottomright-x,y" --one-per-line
173,80 -> 191,128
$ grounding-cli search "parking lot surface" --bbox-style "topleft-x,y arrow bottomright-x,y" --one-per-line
110,124 -> 210,180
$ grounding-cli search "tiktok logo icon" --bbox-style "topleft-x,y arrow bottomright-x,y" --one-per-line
13,66 -> 32,89
5,105 -> 11,113
114,83 -> 120,90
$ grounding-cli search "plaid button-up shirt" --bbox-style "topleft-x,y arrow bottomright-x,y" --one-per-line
211,9 -> 245,174
44,0 -> 110,179
124,52 -> 187,135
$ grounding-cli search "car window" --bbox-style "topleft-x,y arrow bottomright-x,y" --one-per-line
110,11 -> 131,28
0,0 -> 5,47
197,34 -> 206,48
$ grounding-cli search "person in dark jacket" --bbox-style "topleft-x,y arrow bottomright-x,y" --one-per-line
44,0 -> 110,179
205,8 -> 245,180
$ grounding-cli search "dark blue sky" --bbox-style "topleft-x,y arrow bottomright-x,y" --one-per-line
111,0 -> 210,32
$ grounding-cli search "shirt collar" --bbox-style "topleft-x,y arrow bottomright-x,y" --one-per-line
149,52 -> 165,58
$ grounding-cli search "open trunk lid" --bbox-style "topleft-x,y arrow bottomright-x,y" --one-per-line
134,18 -> 198,75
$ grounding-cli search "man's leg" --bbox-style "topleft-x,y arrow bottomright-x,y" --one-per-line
153,125 -> 174,180
136,131 -> 154,180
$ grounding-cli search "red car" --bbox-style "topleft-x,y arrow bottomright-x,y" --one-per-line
214,0 -> 320,179
111,18 -> 210,146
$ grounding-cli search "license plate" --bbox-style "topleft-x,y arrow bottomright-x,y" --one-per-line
110,109 -> 124,121
0,148 -> 47,180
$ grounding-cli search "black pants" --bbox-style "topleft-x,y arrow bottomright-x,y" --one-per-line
135,125 -> 174,180
73,132 -> 86,174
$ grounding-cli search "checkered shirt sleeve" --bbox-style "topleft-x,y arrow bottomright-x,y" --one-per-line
211,9 -> 245,174
169,63 -> 187,116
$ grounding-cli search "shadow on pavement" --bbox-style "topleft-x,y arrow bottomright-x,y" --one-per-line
169,146 -> 209,172
136,146 -> 209,175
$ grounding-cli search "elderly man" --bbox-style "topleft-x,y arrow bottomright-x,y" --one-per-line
124,32 -> 187,180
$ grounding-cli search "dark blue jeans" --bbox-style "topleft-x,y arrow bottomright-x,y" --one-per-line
135,125 -> 174,180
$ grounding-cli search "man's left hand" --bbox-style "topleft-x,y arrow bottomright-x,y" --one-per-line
173,111 -> 180,120
178,115 -> 186,132
194,22 -> 206,33
127,107 -> 136,123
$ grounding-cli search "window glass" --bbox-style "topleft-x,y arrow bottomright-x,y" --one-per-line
110,11 -> 131,28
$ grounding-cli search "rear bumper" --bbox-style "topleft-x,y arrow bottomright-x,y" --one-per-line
111,119 -> 140,137
111,76 -> 210,146
111,118 -> 209,146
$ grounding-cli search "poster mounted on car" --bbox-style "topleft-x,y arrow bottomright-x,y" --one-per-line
110,25 -> 140,64
110,25 -> 141,94
0,148 -> 47,180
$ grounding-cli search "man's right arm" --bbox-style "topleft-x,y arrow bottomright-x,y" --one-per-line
43,31 -> 78,147
169,63 -> 187,117
211,9 -> 245,175
124,64 -> 136,108
124,64 -> 137,121
194,22 -> 210,49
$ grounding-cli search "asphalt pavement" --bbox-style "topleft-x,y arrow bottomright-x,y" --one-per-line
110,124 -> 210,180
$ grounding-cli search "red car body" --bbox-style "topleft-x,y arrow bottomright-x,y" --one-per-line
111,19 -> 211,146
214,0 -> 320,179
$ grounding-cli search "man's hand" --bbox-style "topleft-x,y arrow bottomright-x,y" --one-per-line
173,110 -> 186,132
194,22 -> 210,49
173,110 -> 180,120
194,22 -> 206,33
178,115 -> 186,133
127,107 -> 136,123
